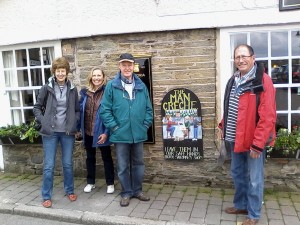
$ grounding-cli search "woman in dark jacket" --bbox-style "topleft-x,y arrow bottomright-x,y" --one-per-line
78,67 -> 114,194
33,57 -> 80,208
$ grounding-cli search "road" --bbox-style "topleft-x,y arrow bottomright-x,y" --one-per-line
0,212 -> 83,225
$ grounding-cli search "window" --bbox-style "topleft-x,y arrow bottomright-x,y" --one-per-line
228,28 -> 300,132
0,41 -> 61,125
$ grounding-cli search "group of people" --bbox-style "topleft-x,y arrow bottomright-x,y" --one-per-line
165,115 -> 202,141
33,44 -> 277,225
33,53 -> 153,208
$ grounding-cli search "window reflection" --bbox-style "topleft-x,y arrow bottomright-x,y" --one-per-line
24,109 -> 35,124
4,70 -> 16,87
11,109 -> 22,125
230,33 -> 247,59
291,114 -> 300,130
271,31 -> 288,57
2,51 -> 13,68
271,60 -> 288,84
292,59 -> 300,84
17,69 -> 29,87
29,48 -> 41,66
9,91 -> 20,107
15,49 -> 27,67
44,68 -> 52,81
250,32 -> 268,58
292,30 -> 300,56
22,90 -> 34,106
31,68 -> 43,86
276,88 -> 288,110
256,60 -> 268,74
276,114 -> 288,131
42,47 -> 54,65
291,87 -> 300,110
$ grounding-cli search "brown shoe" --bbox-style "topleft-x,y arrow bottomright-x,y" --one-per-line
67,193 -> 77,202
42,199 -> 52,208
242,218 -> 259,225
225,206 -> 248,215
135,192 -> 150,201
120,197 -> 130,207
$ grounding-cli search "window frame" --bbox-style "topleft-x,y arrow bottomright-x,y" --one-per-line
0,41 -> 61,126
219,25 -> 300,132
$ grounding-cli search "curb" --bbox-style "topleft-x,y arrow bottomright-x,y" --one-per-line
0,203 -> 200,225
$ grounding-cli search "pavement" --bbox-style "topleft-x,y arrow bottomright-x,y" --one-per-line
0,172 -> 299,225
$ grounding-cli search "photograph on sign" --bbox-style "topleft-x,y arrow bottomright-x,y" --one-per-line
161,88 -> 203,160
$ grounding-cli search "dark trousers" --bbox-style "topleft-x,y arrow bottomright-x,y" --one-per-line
84,134 -> 114,185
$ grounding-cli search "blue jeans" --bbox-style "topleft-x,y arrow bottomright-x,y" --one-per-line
42,132 -> 75,200
193,127 -> 198,139
227,141 -> 265,220
167,126 -> 175,137
115,142 -> 145,198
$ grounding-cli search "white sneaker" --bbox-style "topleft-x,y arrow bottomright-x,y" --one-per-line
84,184 -> 95,193
107,185 -> 115,194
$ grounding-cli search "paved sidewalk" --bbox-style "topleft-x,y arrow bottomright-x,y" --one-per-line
0,172 -> 299,225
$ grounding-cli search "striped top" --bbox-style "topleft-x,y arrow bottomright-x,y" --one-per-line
225,64 -> 256,142
225,82 -> 240,142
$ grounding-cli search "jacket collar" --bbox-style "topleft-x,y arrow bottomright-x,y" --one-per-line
112,71 -> 144,90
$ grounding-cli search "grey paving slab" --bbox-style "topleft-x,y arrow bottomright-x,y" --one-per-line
0,173 -> 299,225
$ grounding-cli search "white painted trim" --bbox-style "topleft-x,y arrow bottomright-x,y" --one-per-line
0,146 -> 4,171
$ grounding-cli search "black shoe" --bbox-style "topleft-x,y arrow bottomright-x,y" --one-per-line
135,193 -> 150,201
120,197 -> 130,207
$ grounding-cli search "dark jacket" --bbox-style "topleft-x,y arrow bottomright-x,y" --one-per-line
79,87 -> 111,147
219,64 -> 277,153
100,71 -> 153,143
33,77 -> 80,136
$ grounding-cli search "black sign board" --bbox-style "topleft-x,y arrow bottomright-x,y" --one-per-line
161,88 -> 203,160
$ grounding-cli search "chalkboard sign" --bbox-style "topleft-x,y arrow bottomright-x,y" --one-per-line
161,88 -> 203,160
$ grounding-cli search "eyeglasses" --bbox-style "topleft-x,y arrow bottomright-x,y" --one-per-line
234,55 -> 253,61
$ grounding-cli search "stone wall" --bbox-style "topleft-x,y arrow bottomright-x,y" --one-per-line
2,29 -> 299,192
2,143 -> 299,191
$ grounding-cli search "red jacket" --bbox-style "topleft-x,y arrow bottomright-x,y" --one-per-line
219,66 -> 276,153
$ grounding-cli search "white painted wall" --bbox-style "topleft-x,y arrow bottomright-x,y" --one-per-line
0,0 -> 299,46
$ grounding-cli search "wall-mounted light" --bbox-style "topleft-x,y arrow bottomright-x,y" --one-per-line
296,31 -> 300,37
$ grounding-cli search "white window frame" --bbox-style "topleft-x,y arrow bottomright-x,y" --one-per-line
0,41 -> 61,126
219,24 -> 300,132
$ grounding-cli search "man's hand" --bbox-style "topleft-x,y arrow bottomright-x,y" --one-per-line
250,150 -> 261,159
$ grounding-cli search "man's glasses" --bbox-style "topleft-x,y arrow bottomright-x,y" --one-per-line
234,55 -> 253,61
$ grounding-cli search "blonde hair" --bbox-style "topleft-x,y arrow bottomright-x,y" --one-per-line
86,67 -> 107,91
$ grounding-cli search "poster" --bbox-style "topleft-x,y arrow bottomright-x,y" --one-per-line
161,88 -> 203,160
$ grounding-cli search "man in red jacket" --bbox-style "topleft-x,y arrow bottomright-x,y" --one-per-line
218,44 -> 276,225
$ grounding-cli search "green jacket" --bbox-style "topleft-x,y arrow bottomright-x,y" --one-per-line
100,72 -> 153,143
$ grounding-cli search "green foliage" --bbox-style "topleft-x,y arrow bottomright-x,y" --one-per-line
0,121 -> 40,143
267,127 -> 300,156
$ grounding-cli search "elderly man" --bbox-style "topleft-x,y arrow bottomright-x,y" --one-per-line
218,44 -> 276,225
100,53 -> 153,207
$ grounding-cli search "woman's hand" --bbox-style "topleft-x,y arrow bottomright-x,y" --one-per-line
97,134 -> 107,144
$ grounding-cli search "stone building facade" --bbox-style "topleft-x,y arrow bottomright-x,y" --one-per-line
2,29 -> 300,191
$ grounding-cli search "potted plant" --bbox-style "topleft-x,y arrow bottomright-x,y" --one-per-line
267,127 -> 300,159
0,121 -> 41,145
